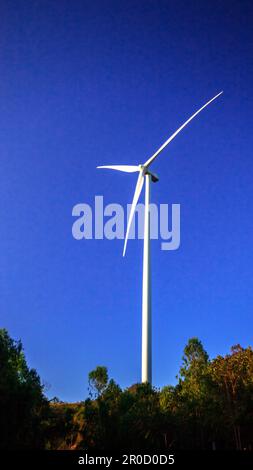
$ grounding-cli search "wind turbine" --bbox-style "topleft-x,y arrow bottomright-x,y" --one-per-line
97,91 -> 223,385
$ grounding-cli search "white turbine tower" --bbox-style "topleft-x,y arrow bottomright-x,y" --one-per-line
97,91 -> 223,385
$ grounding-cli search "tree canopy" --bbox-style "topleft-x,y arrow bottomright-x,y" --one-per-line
1,329 -> 253,450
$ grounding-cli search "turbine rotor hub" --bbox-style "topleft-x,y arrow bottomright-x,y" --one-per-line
139,165 -> 159,182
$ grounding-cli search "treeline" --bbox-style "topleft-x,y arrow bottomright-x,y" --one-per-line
1,329 -> 253,450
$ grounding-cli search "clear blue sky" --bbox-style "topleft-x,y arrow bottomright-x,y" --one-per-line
1,0 -> 253,402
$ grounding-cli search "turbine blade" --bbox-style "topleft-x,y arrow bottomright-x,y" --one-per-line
97,165 -> 140,173
123,171 -> 144,257
144,91 -> 223,168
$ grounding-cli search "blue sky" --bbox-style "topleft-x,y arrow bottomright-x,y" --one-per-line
1,0 -> 253,401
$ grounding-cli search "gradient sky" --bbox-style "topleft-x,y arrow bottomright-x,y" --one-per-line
1,0 -> 253,402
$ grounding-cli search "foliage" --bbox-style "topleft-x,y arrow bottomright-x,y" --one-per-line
208,344 -> 253,449
0,328 -> 48,449
1,329 -> 253,450
45,402 -> 82,449
88,366 -> 109,398
78,339 -> 253,451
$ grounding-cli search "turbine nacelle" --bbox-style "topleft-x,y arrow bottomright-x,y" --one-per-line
146,171 -> 159,183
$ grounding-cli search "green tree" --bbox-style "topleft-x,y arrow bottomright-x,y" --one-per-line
88,366 -> 109,398
0,328 -> 48,449
179,337 -> 209,379
81,369 -> 122,451
209,344 -> 253,450
159,385 -> 178,448
121,383 -> 165,451
176,337 -> 211,449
